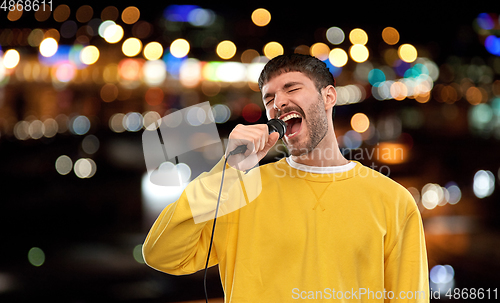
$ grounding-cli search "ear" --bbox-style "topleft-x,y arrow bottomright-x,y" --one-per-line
322,85 -> 337,110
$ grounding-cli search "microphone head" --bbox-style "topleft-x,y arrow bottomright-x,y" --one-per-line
267,118 -> 286,139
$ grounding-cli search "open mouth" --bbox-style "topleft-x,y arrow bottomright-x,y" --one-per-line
281,112 -> 303,139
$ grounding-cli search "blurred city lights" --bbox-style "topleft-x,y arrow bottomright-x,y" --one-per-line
55,155 -> 73,175
122,6 -> 140,24
342,130 -> 363,149
445,182 -> 462,205
82,135 -> 100,154
76,5 -> 93,23
242,103 -> 262,123
39,38 -> 58,57
382,27 -> 400,45
80,45 -> 99,65
54,4 -> 71,22
326,27 -> 345,45
350,44 -> 369,63
329,48 -> 348,67
143,111 -> 162,130
473,170 -> 495,198
351,113 -> 370,133
188,8 -> 215,26
122,38 -> 142,57
103,24 -> 124,44
422,183 -> 444,209
251,8 -> 271,27
430,264 -> 455,295
124,112 -> 144,132
74,158 -> 97,178
170,39 -> 189,58
143,60 -> 167,86
3,49 -> 20,69
398,44 -> 418,63
212,104 -> 231,123
109,113 -> 126,133
216,40 -> 237,60
349,28 -> 368,45
28,247 -> 45,267
70,115 -> 91,135
98,20 -> 116,38
310,43 -> 330,61
263,42 -> 283,59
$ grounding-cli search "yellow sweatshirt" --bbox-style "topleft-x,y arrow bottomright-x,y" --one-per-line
143,157 -> 429,302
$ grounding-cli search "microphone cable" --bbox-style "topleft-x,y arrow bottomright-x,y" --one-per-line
203,155 -> 229,303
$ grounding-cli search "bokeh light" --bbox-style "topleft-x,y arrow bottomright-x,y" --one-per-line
80,45 -> 99,65
28,247 -> 45,267
473,170 -> 495,198
351,113 -> 370,133
326,27 -> 345,45
74,158 -> 97,178
170,39 -> 189,58
328,48 -> 348,67
39,38 -> 58,57
3,49 -> 20,69
263,42 -> 283,59
76,5 -> 93,23
53,5 -> 70,22
349,44 -> 369,63
382,27 -> 400,45
144,42 -> 164,61
310,42 -> 330,61
82,135 -> 100,154
55,155 -> 73,175
398,44 -> 418,63
251,8 -> 271,27
122,6 -> 140,24
349,28 -> 368,45
122,38 -> 142,57
242,103 -> 262,123
103,24 -> 124,44
216,40 -> 237,60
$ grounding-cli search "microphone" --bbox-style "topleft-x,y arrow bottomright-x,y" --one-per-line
228,119 -> 286,156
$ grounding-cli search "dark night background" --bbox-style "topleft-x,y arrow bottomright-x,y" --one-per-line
1,1 -> 500,302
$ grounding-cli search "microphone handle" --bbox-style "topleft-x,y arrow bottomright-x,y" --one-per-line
228,120 -> 284,156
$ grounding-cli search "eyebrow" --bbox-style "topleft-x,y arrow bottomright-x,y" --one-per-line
263,81 -> 303,101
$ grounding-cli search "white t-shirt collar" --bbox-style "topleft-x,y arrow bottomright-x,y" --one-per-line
285,157 -> 356,174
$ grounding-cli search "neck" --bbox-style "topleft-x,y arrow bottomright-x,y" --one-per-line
290,128 -> 349,167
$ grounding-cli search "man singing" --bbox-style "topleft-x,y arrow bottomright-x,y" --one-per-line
143,54 -> 429,302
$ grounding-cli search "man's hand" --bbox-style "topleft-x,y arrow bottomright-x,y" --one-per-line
225,124 -> 280,171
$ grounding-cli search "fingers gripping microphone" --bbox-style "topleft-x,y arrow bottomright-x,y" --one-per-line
228,119 -> 286,156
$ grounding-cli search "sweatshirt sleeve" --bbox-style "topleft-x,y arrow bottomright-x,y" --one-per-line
384,201 -> 429,303
142,157 -> 248,275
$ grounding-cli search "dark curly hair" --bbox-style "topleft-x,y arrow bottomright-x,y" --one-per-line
258,54 -> 336,92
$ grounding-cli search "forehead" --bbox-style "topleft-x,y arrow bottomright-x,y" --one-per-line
261,71 -> 314,93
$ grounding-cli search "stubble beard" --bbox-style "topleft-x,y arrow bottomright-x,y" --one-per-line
286,95 -> 329,157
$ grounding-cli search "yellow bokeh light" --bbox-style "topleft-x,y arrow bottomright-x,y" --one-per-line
122,38 -> 142,57
310,42 -> 330,61
382,27 -> 399,45
103,24 -> 124,43
350,113 -> 370,133
144,41 -> 164,60
263,41 -> 283,59
329,48 -> 348,67
398,44 -> 417,63
39,37 -> 58,57
170,39 -> 190,58
80,45 -> 100,65
251,8 -> 271,27
349,28 -> 368,45
53,4 -> 71,22
216,40 -> 237,60
122,6 -> 140,24
349,44 -> 369,63
390,81 -> 408,100
3,49 -> 20,69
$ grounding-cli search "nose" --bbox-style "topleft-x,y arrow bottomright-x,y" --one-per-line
273,90 -> 289,111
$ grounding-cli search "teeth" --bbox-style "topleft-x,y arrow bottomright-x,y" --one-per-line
287,131 -> 298,137
282,113 -> 301,122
